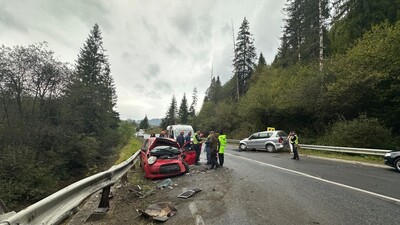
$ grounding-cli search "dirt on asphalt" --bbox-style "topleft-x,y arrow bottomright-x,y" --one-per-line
67,163 -> 233,225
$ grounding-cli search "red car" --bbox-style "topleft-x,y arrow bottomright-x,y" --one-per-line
140,137 -> 195,179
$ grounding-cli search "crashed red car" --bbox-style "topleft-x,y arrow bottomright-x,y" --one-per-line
140,137 -> 194,179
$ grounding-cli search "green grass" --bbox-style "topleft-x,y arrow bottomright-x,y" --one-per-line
115,137 -> 143,164
300,148 -> 384,165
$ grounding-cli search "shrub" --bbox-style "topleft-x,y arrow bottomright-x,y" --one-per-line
317,115 -> 395,149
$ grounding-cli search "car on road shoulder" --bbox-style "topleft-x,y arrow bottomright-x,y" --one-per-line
239,130 -> 288,152
384,151 -> 400,172
140,137 -> 194,179
136,129 -> 145,138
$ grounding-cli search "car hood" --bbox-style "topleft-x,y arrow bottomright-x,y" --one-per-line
149,138 -> 180,149
149,138 -> 181,157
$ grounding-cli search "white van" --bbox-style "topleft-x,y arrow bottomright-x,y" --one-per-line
166,124 -> 194,139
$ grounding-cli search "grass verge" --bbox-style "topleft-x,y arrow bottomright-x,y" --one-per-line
115,136 -> 143,164
115,136 -> 154,198
300,148 -> 384,165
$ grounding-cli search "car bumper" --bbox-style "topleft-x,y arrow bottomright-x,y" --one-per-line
144,160 -> 186,179
384,156 -> 395,167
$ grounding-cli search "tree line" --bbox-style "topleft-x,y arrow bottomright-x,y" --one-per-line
0,24 -> 132,210
162,0 -> 400,149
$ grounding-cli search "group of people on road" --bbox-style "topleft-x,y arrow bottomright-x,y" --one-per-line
204,130 -> 226,169
174,130 -> 227,169
176,130 -> 204,165
170,128 -> 299,166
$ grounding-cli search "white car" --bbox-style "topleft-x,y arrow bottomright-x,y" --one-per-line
136,129 -> 145,138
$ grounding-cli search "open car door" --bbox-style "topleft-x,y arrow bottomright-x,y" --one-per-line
181,142 -> 196,165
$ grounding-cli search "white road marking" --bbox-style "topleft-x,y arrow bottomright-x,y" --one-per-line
183,188 -> 206,225
226,152 -> 400,204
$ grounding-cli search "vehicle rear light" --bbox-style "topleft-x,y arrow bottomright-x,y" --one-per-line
278,137 -> 283,143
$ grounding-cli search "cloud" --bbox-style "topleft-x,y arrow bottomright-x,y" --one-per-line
0,0 -> 285,120
153,80 -> 172,93
0,6 -> 28,33
142,63 -> 160,80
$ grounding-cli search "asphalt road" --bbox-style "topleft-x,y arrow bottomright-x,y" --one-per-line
71,143 -> 400,225
202,144 -> 400,225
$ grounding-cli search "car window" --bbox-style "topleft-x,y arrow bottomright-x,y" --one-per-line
249,134 -> 259,139
259,132 -> 271,138
277,131 -> 288,138
142,139 -> 148,151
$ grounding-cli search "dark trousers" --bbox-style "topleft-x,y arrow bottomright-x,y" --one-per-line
206,147 -> 211,163
218,153 -> 224,166
292,144 -> 299,159
193,144 -> 200,163
210,150 -> 219,169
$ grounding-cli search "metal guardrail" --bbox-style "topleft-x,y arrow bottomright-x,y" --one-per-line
227,139 -> 392,156
298,144 -> 391,156
0,150 -> 140,225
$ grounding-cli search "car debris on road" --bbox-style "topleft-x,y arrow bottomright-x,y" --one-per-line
177,188 -> 202,199
137,202 -> 177,222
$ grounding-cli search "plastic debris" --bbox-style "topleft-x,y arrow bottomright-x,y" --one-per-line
177,188 -> 202,199
137,202 -> 177,222
157,178 -> 172,189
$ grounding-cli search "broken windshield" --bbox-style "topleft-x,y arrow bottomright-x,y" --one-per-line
150,145 -> 180,155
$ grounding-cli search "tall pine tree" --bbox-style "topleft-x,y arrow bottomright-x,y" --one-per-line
330,0 -> 399,54
189,87 -> 198,117
161,95 -> 178,128
233,17 -> 257,97
139,115 -> 149,129
274,0 -> 330,68
65,24 -> 119,154
178,94 -> 189,124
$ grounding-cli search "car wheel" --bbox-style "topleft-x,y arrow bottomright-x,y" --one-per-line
395,158 -> 400,172
266,144 -> 276,153
239,143 -> 247,151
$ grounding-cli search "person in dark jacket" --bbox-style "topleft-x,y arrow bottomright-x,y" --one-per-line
204,133 -> 211,165
184,131 -> 192,150
176,131 -> 185,148
209,131 -> 219,170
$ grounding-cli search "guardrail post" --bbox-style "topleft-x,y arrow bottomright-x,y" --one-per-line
96,186 -> 111,213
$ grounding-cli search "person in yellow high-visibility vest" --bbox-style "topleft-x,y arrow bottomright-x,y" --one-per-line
192,131 -> 203,165
218,130 -> 227,167
290,130 -> 299,160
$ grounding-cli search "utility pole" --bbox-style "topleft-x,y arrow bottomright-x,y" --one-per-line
211,60 -> 214,82
319,0 -> 324,71
232,19 -> 239,102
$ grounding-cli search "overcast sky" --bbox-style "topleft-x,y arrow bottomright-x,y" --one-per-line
0,0 -> 285,120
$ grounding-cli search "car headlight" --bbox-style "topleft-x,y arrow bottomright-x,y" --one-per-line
384,153 -> 391,157
148,156 -> 157,165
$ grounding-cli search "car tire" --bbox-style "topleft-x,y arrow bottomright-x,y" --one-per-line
239,143 -> 247,151
266,144 -> 276,153
395,158 -> 400,172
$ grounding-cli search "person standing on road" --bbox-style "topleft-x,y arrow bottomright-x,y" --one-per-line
218,130 -> 227,167
287,132 -> 293,154
204,133 -> 211,165
209,131 -> 219,170
290,131 -> 299,160
176,131 -> 185,148
184,131 -> 192,150
193,131 -> 203,165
